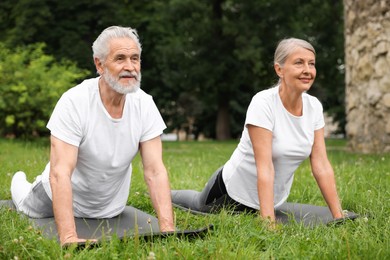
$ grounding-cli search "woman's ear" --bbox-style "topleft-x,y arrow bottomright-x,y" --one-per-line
274,63 -> 283,78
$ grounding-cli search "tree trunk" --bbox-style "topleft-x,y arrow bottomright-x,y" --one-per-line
344,0 -> 390,153
216,96 -> 231,140
211,0 -> 231,140
212,0 -> 230,140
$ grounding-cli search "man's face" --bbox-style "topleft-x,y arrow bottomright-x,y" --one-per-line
99,37 -> 141,94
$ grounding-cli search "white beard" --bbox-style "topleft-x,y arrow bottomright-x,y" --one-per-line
103,68 -> 141,94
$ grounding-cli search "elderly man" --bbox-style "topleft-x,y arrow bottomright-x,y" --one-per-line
10,26 -> 174,246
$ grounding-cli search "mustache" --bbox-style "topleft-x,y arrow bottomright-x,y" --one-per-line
119,71 -> 139,80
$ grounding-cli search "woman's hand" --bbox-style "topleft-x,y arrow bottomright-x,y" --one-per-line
259,214 -> 280,231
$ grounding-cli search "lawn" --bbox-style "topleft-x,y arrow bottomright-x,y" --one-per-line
0,138 -> 389,259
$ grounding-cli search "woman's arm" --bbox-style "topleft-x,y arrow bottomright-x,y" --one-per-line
247,125 -> 275,222
310,128 -> 343,219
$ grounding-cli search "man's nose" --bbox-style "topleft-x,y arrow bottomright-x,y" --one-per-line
124,59 -> 136,71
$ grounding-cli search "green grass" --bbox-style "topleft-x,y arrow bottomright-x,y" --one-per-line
0,138 -> 389,259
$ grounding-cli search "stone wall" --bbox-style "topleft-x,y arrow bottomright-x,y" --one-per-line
344,0 -> 390,153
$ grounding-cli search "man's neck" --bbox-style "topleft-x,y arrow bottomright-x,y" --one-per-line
98,77 -> 126,119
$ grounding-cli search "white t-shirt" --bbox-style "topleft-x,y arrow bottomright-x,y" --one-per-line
41,77 -> 166,218
222,86 -> 325,209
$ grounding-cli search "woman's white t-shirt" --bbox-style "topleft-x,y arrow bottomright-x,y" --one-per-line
41,77 -> 166,218
222,86 -> 325,209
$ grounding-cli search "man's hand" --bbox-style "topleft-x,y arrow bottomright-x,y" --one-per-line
159,223 -> 176,233
61,235 -> 97,247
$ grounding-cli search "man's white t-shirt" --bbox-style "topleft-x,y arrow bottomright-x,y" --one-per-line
41,77 -> 166,218
222,86 -> 325,209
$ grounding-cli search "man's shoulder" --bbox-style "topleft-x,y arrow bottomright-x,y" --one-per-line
127,88 -> 154,102
60,77 -> 98,103
65,77 -> 98,95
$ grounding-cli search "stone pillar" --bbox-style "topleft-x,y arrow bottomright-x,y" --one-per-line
344,0 -> 390,153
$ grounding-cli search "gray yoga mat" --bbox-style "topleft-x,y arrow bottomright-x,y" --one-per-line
275,202 -> 358,226
172,201 -> 359,227
0,200 -> 213,245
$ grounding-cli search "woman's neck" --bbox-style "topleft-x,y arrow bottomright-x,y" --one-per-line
278,85 -> 303,116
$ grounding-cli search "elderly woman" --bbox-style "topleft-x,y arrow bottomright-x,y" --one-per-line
171,38 -> 344,224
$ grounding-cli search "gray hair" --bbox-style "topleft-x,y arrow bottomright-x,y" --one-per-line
274,38 -> 315,67
273,38 -> 315,85
92,26 -> 142,62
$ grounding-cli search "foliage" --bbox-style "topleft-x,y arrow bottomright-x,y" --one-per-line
141,0 -> 346,138
0,139 -> 389,259
0,0 -> 346,139
0,43 -> 88,138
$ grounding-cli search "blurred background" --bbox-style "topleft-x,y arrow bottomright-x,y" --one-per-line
0,0 -> 345,140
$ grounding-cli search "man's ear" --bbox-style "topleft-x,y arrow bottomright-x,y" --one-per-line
94,58 -> 104,75
274,63 -> 283,78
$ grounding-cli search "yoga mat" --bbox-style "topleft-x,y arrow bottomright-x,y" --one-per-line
0,200 -> 213,245
172,201 -> 359,227
275,202 -> 359,226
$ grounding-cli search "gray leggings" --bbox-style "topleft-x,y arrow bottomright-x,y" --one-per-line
171,166 -> 256,213
15,177 -> 53,218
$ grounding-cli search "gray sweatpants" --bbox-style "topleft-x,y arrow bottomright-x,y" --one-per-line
171,166 -> 256,213
11,172 -> 53,218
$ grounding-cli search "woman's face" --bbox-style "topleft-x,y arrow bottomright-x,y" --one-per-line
275,47 -> 316,93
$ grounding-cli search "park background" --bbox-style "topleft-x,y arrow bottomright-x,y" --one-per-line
0,0 -> 389,259
0,0 -> 346,141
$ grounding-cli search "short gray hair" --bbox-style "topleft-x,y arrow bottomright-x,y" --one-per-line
92,26 -> 142,62
274,38 -> 315,67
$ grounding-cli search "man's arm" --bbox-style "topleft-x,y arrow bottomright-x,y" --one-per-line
310,128 -> 343,219
139,136 -> 174,232
247,125 -> 276,224
49,135 -> 91,246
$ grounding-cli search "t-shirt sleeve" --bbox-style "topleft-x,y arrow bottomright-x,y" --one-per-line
313,97 -> 325,130
46,92 -> 83,147
245,93 -> 274,132
140,97 -> 167,143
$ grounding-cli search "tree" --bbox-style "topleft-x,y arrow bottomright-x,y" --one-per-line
0,43 -> 88,138
0,0 -> 135,72
0,0 -> 346,139
144,0 -> 345,139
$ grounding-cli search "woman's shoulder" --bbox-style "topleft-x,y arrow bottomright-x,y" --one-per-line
252,86 -> 279,101
303,92 -> 323,109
